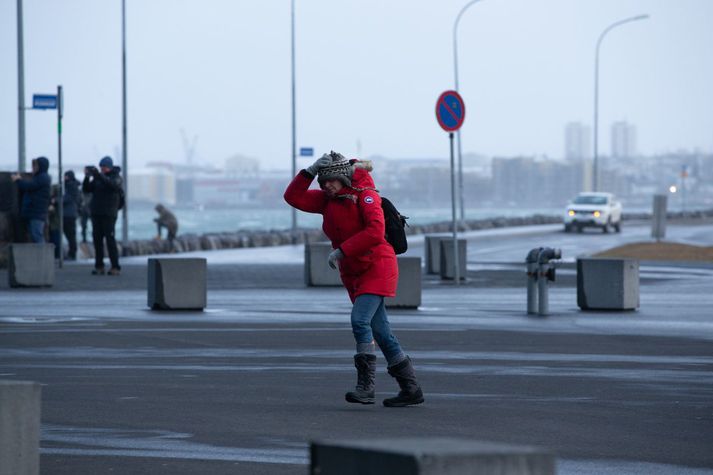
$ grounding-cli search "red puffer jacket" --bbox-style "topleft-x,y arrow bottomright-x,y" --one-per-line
284,162 -> 398,302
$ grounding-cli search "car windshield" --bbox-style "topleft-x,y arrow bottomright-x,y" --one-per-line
573,195 -> 608,205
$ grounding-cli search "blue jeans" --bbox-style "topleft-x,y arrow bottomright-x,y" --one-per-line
351,294 -> 405,365
28,219 -> 45,243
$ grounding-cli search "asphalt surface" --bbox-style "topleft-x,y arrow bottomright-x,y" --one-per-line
1,222 -> 712,474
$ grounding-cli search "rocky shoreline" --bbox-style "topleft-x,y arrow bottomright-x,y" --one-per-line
3,208 -> 712,265
87,208 -> 713,259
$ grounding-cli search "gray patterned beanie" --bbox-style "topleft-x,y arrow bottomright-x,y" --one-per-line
318,159 -> 354,188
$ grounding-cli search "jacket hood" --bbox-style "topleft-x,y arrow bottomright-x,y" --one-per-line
35,156 -> 50,174
348,160 -> 375,191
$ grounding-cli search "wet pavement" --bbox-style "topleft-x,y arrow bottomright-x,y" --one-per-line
1,222 -> 712,474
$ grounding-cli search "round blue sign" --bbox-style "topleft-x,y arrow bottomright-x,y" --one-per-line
435,90 -> 466,132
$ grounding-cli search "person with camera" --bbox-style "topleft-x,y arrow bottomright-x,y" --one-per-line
11,156 -> 51,243
83,156 -> 123,275
283,152 -> 424,408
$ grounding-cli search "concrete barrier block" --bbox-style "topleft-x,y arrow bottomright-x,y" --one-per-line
439,239 -> 467,281
311,438 -> 555,475
577,258 -> 639,310
386,257 -> 422,309
304,243 -> 342,287
0,380 -> 41,475
8,243 -> 54,288
148,258 -> 207,310
424,234 -> 450,274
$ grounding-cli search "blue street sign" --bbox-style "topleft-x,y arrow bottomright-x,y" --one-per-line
299,147 -> 314,157
435,90 -> 466,132
33,94 -> 58,110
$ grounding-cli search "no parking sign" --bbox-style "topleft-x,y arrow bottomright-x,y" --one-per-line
435,90 -> 466,132
435,89 -> 466,284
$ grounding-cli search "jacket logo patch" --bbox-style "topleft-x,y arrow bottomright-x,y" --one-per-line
364,196 -> 374,205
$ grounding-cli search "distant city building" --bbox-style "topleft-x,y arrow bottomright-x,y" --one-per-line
129,166 -> 177,206
564,122 -> 591,160
611,121 -> 637,158
225,155 -> 260,178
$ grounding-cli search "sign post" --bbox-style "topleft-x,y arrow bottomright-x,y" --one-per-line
57,85 -> 64,268
30,90 -> 64,267
435,90 -> 466,285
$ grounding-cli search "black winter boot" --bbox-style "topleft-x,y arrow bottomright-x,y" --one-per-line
345,353 -> 376,404
383,357 -> 424,407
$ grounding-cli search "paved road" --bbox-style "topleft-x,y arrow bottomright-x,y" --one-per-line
1,222 -> 712,474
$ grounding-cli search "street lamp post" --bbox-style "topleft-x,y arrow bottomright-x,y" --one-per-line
17,0 -> 26,172
592,14 -> 649,192
453,0 -> 484,223
290,0 -> 297,235
121,0 -> 129,248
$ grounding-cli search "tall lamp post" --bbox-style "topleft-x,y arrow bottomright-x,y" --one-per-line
592,14 -> 649,192
290,0 -> 297,234
17,0 -> 26,172
453,0 -> 484,222
121,0 -> 129,247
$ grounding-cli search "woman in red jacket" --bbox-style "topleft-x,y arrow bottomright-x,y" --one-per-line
284,152 -> 424,407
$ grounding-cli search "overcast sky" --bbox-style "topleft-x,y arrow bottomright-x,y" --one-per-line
1,0 -> 712,172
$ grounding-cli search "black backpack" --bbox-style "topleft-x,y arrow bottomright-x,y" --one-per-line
381,197 -> 409,254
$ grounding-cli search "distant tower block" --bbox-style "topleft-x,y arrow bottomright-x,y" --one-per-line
610,121 -> 637,158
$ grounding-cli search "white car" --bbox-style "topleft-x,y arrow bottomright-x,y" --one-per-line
564,192 -> 622,233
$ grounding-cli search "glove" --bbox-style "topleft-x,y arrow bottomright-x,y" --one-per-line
306,153 -> 333,176
328,248 -> 344,270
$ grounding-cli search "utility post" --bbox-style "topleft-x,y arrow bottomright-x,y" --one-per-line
57,85 -> 64,268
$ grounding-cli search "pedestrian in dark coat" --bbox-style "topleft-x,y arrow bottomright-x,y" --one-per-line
48,185 -> 61,258
79,191 -> 92,243
83,156 -> 123,275
12,156 -> 51,243
63,170 -> 81,259
284,152 -> 424,407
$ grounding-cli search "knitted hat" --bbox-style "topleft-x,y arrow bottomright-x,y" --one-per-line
99,156 -> 113,168
318,159 -> 354,188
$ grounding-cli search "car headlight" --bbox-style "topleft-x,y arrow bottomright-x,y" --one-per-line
593,210 -> 601,218
567,210 -> 575,216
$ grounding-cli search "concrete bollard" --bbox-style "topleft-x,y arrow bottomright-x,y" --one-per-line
310,438 -> 555,475
651,194 -> 667,241
304,242 -> 342,287
424,234 -> 450,274
148,258 -> 207,310
386,257 -> 422,309
439,239 -> 467,281
0,380 -> 41,475
577,258 -> 639,310
8,243 -> 55,288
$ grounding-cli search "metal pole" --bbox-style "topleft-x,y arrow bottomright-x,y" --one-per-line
17,0 -> 26,172
290,0 -> 298,234
453,0 -> 484,223
681,165 -> 687,213
449,132 -> 460,285
593,14 -> 649,192
537,262 -> 549,316
121,0 -> 129,247
57,85 -> 64,268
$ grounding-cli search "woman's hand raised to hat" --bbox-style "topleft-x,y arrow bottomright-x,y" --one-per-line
306,153 -> 334,176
